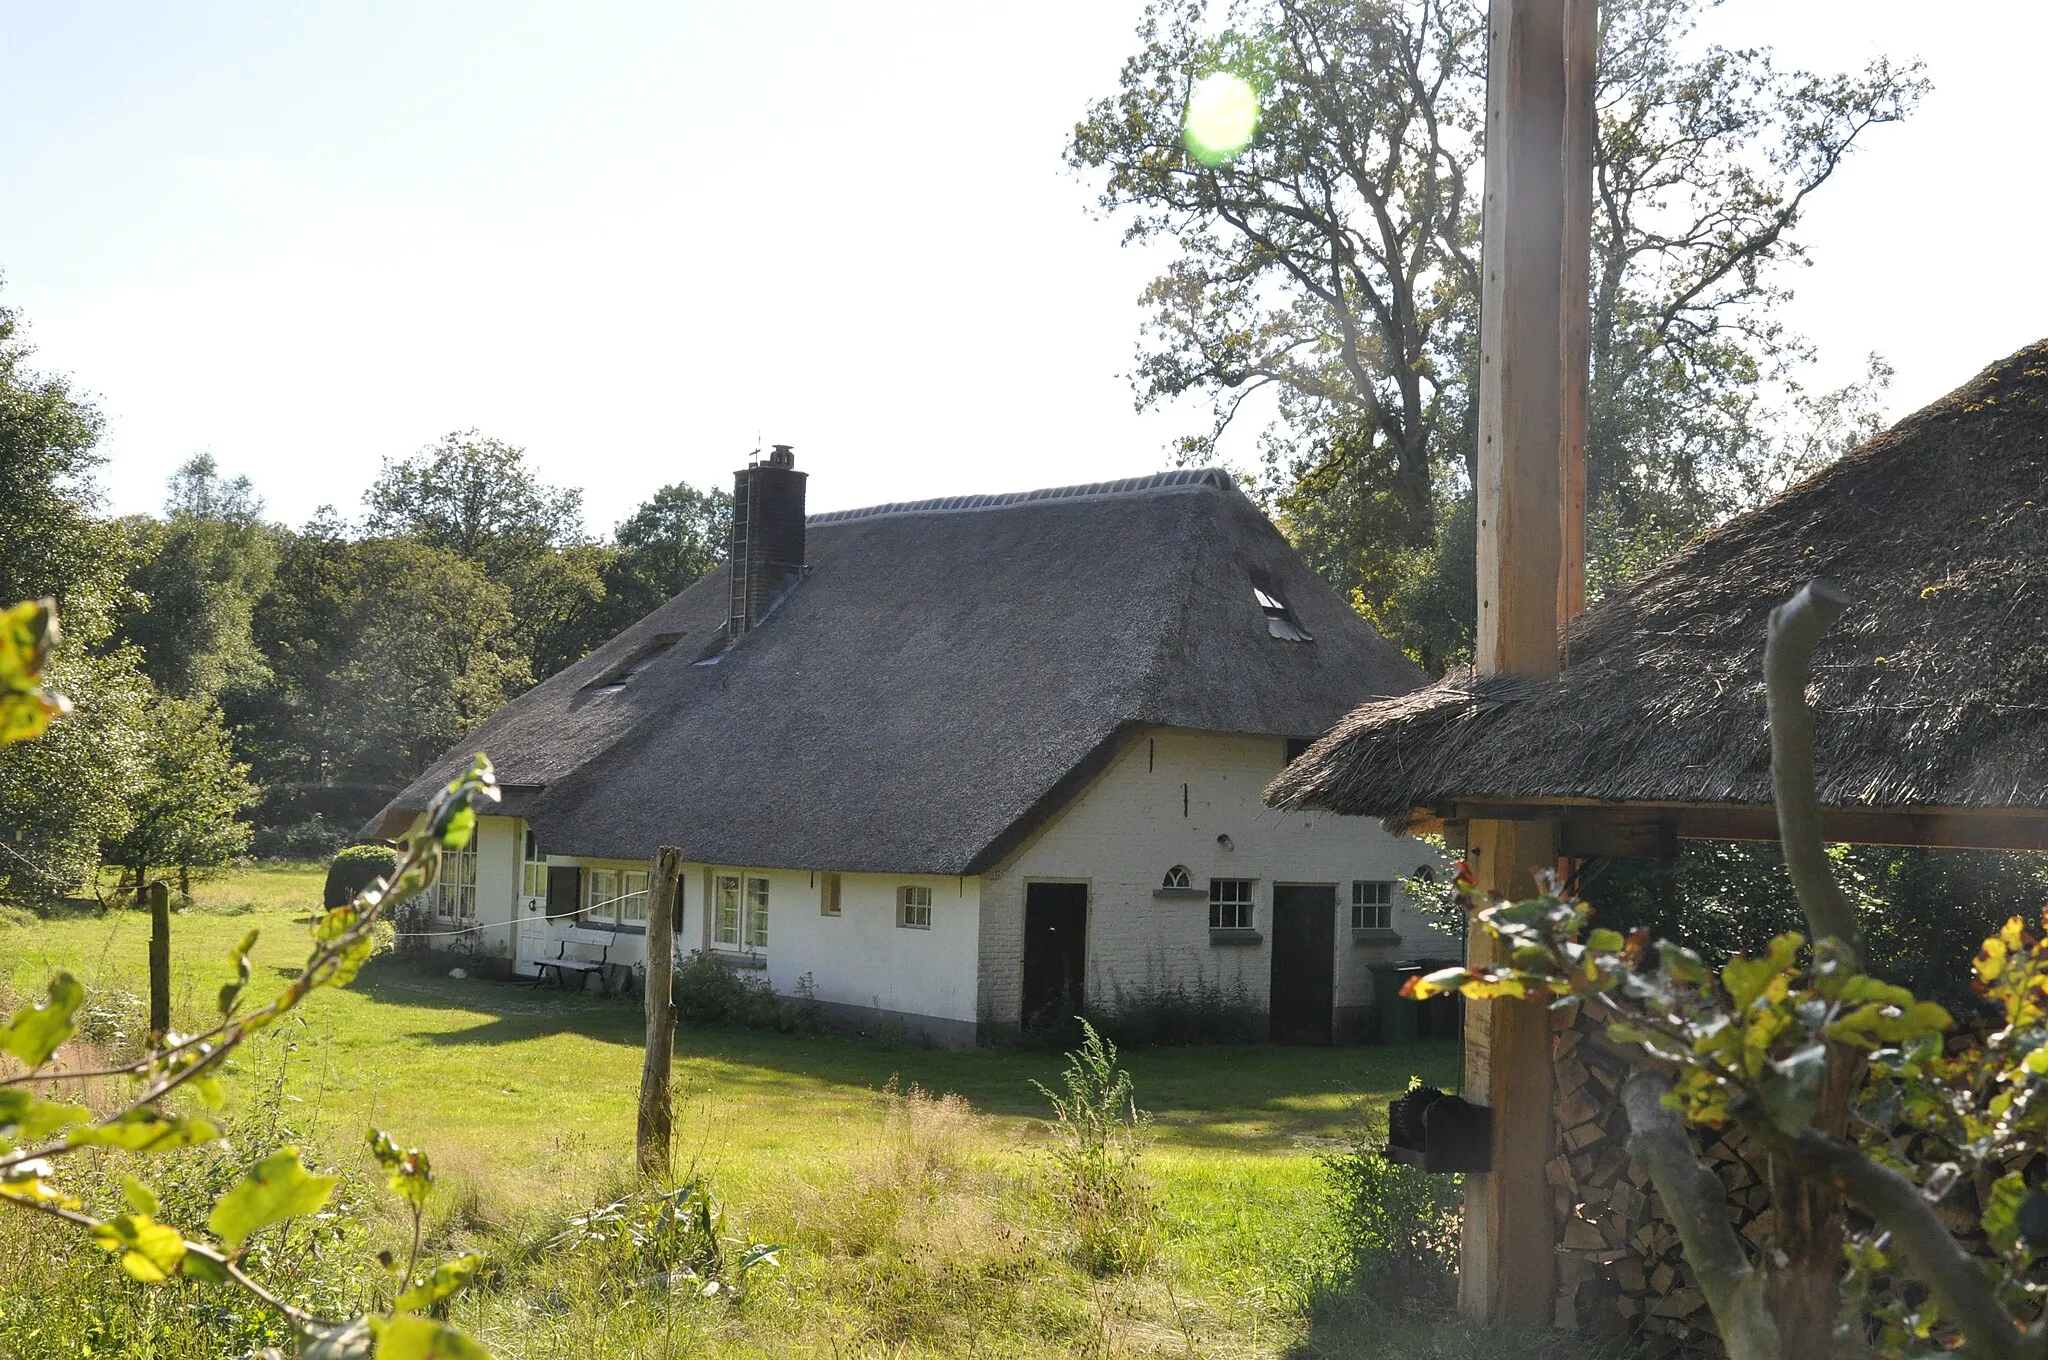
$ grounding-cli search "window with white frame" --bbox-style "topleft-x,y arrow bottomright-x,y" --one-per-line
714,874 -> 741,946
1352,880 -> 1394,930
434,843 -> 478,922
1209,878 -> 1255,931
898,884 -> 932,929
1161,864 -> 1191,890
521,829 -> 547,898
744,876 -> 770,949
585,868 -> 619,925
620,870 -> 649,925
820,872 -> 842,916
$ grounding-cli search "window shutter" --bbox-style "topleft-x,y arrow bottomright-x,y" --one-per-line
546,865 -> 582,920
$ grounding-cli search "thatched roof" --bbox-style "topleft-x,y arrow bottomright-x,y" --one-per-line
369,469 -> 1422,873
1269,342 -> 2048,841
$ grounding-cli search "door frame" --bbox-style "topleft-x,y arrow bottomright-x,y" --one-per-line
1020,878 -> 1092,1030
1268,881 -> 1339,1045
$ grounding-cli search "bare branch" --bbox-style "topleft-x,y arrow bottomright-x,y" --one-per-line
1763,578 -> 1860,957
1621,1072 -> 1781,1360
1794,1130 -> 2039,1360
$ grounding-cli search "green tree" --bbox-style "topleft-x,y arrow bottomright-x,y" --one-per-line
0,283 -> 154,900
366,430 -> 584,572
365,430 -> 606,678
596,481 -> 731,631
233,527 -> 529,833
0,280 -> 129,640
116,455 -> 278,702
0,645 -> 150,900
104,693 -> 257,892
1069,0 -> 1922,669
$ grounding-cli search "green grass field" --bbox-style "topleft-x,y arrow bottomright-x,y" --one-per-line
0,865 -> 1553,1359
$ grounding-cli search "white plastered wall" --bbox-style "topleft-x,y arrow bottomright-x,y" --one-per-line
465,815 -> 522,961
977,726 -> 1453,1031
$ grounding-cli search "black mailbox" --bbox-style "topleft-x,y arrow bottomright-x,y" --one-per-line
1385,1085 -> 1492,1173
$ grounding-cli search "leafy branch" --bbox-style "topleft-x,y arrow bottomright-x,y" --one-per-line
0,596 -> 500,1359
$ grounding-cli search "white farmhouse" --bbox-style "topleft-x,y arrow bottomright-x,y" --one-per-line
366,451 -> 1454,1046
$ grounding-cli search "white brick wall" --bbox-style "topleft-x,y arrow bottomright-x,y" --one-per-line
980,726 -> 1453,1030
457,730 -> 1449,1043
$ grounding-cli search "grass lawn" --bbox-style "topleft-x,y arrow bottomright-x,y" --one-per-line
0,864 -> 1526,1360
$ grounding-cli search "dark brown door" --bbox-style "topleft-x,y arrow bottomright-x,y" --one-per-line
1022,882 -> 1089,1030
1269,885 -> 1336,1044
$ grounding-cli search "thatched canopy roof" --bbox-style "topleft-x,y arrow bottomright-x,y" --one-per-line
369,470 -> 1421,874
1269,342 -> 2048,852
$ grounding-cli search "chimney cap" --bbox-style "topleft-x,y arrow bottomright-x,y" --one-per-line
767,444 -> 795,469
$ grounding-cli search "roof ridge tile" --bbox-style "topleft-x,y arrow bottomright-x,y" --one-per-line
807,468 -> 1233,525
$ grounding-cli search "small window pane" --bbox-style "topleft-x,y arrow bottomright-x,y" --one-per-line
621,871 -> 649,923
1209,878 -> 1255,931
1351,880 -> 1394,930
714,874 -> 741,946
745,877 -> 770,949
588,868 -> 620,924
821,872 -> 842,916
898,884 -> 932,930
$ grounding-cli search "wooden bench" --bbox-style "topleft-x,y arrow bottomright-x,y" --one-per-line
532,928 -> 614,994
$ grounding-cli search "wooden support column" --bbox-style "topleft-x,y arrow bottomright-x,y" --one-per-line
1462,0 -> 1594,1329
636,847 -> 683,1180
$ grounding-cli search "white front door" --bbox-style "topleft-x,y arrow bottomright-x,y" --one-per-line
515,830 -> 551,976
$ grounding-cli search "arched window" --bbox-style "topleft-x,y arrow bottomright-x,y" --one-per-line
1162,865 -> 1192,891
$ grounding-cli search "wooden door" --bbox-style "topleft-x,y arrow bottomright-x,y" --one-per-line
1269,885 -> 1336,1044
1022,882 -> 1089,1030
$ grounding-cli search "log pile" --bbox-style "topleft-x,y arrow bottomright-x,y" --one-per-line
1550,1007 -> 1757,1356
1548,1014 -> 2008,1354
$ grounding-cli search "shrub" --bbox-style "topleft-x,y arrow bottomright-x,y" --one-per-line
1087,972 -> 1263,1047
1032,1020 -> 1156,1275
254,815 -> 353,862
673,951 -> 821,1032
1318,1097 -> 1462,1309
324,843 -> 398,908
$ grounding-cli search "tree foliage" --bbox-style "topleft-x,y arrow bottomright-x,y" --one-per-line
104,693 -> 257,887
117,456 -> 278,703
1070,0 -> 1923,668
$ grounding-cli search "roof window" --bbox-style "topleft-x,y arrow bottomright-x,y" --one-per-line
1252,576 -> 1312,643
586,633 -> 683,693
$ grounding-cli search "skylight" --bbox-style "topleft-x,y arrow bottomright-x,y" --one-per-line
586,633 -> 683,692
1253,579 -> 1312,643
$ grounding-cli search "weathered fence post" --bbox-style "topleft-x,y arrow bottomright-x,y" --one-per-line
146,879 -> 171,1040
636,847 -> 683,1179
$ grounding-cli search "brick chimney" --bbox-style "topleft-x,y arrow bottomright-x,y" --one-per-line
726,444 -> 807,639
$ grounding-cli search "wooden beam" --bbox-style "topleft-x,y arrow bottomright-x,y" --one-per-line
1444,799 -> 2048,853
1464,0 -> 1590,1328
636,847 -> 683,1180
1558,0 -> 1595,638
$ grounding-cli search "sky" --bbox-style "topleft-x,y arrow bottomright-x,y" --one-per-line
0,1 -> 2042,532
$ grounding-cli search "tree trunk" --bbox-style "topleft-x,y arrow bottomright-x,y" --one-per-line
179,863 -> 190,903
636,848 -> 683,1180
146,880 -> 171,1041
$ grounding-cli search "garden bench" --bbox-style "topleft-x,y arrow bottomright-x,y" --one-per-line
532,929 -> 613,994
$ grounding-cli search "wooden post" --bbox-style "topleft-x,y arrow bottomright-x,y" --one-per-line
1558,0 -> 1595,638
146,880 -> 171,1042
636,847 -> 683,1180
1462,0 -> 1594,1328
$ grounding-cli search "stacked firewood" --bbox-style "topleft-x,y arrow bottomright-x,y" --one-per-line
1549,1008 -> 1759,1356
1549,1013 -> 2011,1354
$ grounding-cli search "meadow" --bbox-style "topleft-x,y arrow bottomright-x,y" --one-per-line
0,864 -> 1570,1359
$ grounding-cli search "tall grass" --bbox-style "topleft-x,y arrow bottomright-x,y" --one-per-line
1033,1022 -> 1157,1276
